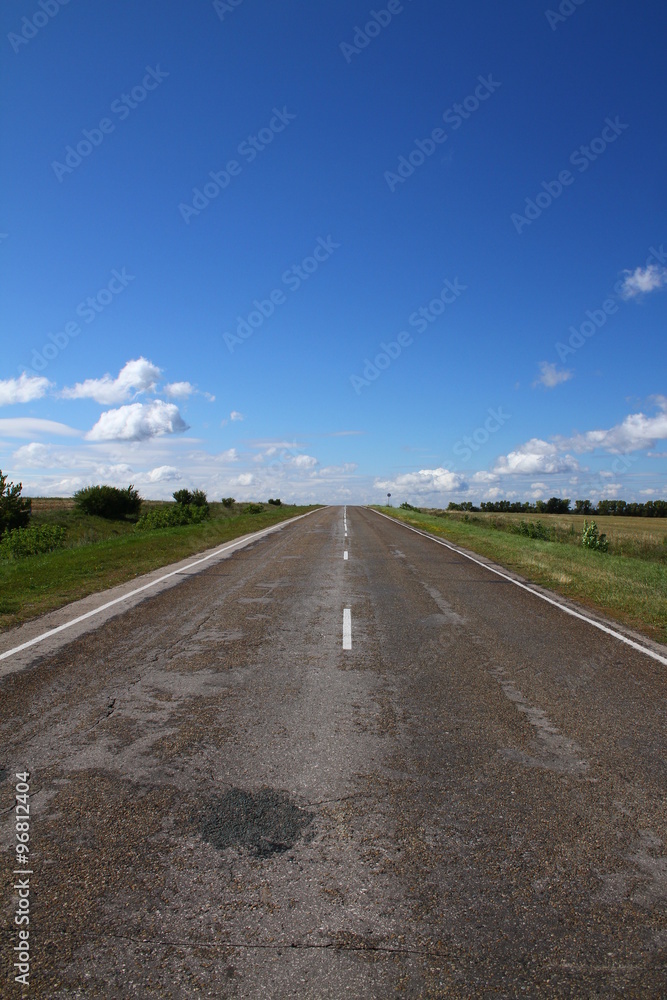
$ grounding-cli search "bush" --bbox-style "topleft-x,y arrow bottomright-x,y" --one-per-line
246,504 -> 264,514
509,520 -> 553,540
581,519 -> 609,552
400,502 -> 419,511
190,489 -> 208,508
0,524 -> 65,559
268,498 -> 282,506
0,471 -> 31,537
221,497 -> 235,508
173,489 -> 193,505
136,504 -> 209,530
74,484 -> 142,520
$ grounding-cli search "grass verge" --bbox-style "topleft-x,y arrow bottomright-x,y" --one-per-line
373,507 -> 667,645
0,504 -> 319,632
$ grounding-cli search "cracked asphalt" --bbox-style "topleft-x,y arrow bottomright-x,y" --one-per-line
1,505 -> 665,997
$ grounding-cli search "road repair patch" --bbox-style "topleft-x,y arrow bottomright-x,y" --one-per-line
196,787 -> 315,857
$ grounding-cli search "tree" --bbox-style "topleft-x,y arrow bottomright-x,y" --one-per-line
574,499 -> 593,514
221,497 -> 235,507
190,489 -> 208,508
0,471 -> 31,537
173,489 -> 193,505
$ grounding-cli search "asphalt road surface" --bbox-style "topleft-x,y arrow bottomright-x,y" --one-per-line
1,505 -> 665,998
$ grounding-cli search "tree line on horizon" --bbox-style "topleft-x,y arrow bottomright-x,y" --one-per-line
445,498 -> 667,517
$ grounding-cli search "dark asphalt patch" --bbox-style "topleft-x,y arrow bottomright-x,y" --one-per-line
0,768 -> 7,783
197,787 -> 315,856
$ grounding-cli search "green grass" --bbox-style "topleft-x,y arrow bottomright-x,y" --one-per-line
0,501 -> 319,632
375,507 -> 667,644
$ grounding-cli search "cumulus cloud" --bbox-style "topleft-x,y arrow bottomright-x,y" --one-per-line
12,442 -> 53,467
556,397 -> 667,454
230,411 -> 244,422
375,468 -> 467,494
533,361 -> 573,389
62,357 -> 162,404
86,401 -> 189,442
147,465 -> 181,482
471,471 -> 499,484
0,373 -> 52,406
163,381 -> 194,399
620,264 -> 667,299
493,439 -> 580,475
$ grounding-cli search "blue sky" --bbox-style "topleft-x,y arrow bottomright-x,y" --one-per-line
1,0 -> 666,505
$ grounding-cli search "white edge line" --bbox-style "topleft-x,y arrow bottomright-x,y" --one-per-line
0,507 -> 324,662
343,608 -> 352,649
368,507 -> 667,667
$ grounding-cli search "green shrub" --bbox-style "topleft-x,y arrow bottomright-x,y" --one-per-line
400,502 -> 419,511
173,489 -> 193,505
135,504 -> 210,530
74,484 -> 142,520
0,471 -> 31,537
268,498 -> 282,506
190,489 -> 208,508
581,519 -> 609,552
221,497 -> 235,508
0,524 -> 65,559
246,503 -> 264,514
509,520 -> 553,540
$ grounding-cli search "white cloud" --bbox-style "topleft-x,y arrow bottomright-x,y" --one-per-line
288,454 -> 318,469
62,357 -> 161,405
557,397 -> 667,454
164,381 -> 194,399
471,471 -> 499,483
0,418 -> 81,439
230,411 -> 244,422
214,448 -> 238,463
86,401 -> 189,442
533,361 -> 573,389
375,468 -> 467,495
12,442 -> 52,467
147,465 -> 181,482
493,439 -> 580,475
0,373 -> 52,406
620,264 -> 667,299
530,481 -> 548,490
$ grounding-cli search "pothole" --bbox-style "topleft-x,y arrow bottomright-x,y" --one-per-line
196,787 -> 315,857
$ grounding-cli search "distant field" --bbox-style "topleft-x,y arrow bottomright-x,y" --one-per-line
375,507 -> 667,645
0,499 -> 319,632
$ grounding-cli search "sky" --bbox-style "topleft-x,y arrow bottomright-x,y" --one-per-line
1,0 -> 666,506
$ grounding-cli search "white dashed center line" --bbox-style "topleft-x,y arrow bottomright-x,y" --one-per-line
344,551 -> 348,560
343,608 -> 352,649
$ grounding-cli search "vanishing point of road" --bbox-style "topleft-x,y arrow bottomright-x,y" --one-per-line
1,505 -> 665,997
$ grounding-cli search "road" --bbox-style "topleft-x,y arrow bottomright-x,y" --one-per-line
1,505 -> 665,998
